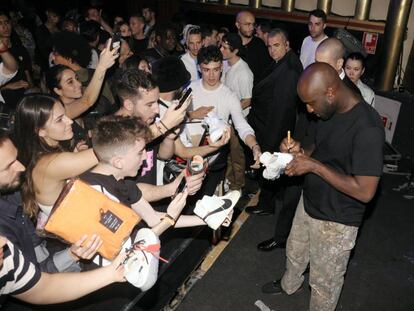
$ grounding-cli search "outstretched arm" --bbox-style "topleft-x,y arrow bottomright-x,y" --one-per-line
14,253 -> 125,305
65,40 -> 119,120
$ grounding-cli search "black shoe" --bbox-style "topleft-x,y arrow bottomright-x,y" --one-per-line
262,280 -> 285,295
245,169 -> 259,180
245,206 -> 274,216
257,238 -> 286,251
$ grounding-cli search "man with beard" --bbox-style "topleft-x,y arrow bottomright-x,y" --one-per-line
0,136 -> 125,303
235,11 -> 272,85
299,9 -> 328,69
0,130 -> 106,275
142,4 -> 157,37
262,63 -> 384,311
114,69 -> 204,198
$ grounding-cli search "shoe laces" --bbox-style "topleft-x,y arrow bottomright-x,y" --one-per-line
124,239 -> 169,265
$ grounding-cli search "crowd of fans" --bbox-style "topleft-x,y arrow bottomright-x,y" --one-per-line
0,3 -> 382,311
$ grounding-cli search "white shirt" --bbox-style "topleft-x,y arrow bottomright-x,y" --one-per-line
223,58 -> 253,118
339,69 -> 346,80
300,35 -> 328,69
356,80 -> 375,107
88,49 -> 99,69
180,52 -> 199,81
0,63 -> 17,103
185,80 -> 255,143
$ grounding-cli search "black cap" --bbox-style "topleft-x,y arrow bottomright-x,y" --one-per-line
223,33 -> 243,51
152,56 -> 191,92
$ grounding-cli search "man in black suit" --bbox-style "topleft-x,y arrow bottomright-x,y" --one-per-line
246,29 -> 302,226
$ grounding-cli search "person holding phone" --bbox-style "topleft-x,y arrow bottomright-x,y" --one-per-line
46,38 -> 119,148
183,45 -> 261,196
152,56 -> 231,186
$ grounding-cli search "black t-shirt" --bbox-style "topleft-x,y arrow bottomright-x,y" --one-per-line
129,37 -> 148,55
303,102 -> 385,226
79,172 -> 142,207
241,36 -> 272,85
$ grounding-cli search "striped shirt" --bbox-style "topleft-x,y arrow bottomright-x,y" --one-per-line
0,239 -> 41,297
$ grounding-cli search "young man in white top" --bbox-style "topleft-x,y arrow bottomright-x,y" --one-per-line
220,32 -> 254,193
299,9 -> 328,69
180,26 -> 202,81
183,45 -> 261,195
220,33 -> 253,117
151,56 -> 230,186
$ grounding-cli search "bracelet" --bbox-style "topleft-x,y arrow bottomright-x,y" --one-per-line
163,214 -> 176,226
159,120 -> 170,132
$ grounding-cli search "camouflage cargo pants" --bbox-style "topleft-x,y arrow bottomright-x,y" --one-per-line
281,195 -> 359,311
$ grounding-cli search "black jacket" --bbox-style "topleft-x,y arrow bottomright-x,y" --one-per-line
248,50 -> 303,152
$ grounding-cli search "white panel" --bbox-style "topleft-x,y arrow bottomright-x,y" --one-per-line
295,0 -> 318,11
369,0 -> 389,20
231,0 -> 249,5
262,0 -> 281,8
374,95 -> 401,143
332,0 -> 356,16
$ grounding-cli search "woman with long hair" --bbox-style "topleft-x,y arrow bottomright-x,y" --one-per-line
13,94 -> 103,266
13,94 -> 99,226
45,40 -> 119,145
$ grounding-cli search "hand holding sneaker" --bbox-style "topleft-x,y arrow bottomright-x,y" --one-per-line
194,190 -> 241,230
260,152 -> 294,180
122,228 -> 161,291
207,127 -> 231,148
105,251 -> 127,283
202,112 -> 229,143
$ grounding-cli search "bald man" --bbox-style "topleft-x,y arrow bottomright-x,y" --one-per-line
315,37 -> 362,96
235,11 -> 271,84
262,63 -> 384,311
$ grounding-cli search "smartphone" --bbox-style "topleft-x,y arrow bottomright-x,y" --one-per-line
111,33 -> 121,51
176,87 -> 192,110
172,178 -> 187,199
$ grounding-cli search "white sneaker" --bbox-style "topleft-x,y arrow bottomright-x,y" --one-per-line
123,228 -> 160,291
260,152 -> 293,180
194,190 -> 241,230
202,111 -> 229,143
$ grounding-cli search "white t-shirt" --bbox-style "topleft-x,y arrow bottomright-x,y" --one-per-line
88,49 -> 99,69
300,35 -> 328,69
0,63 -> 17,103
223,58 -> 253,117
357,80 -> 375,107
185,80 -> 255,143
180,52 -> 199,81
